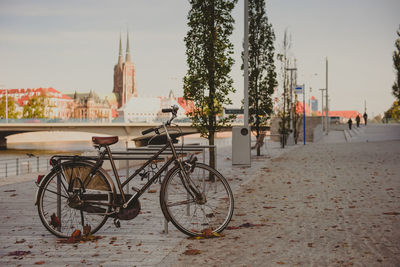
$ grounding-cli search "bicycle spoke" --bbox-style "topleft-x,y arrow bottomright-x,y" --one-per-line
37,161 -> 113,238
161,163 -> 234,237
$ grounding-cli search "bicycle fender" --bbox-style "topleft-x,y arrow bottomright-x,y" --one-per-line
34,168 -> 57,206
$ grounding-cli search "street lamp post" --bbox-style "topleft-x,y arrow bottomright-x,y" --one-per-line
325,57 -> 329,134
244,0 -> 249,127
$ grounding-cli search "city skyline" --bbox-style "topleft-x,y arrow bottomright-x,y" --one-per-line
0,0 -> 399,117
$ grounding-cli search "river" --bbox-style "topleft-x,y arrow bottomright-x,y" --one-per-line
0,131 -> 233,160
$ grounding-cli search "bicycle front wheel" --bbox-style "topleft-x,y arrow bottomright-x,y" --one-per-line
37,161 -> 114,238
160,163 -> 234,237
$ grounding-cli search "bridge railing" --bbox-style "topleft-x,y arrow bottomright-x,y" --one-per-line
0,156 -> 51,179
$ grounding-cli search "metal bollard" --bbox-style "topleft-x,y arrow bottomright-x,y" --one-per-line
37,157 -> 40,172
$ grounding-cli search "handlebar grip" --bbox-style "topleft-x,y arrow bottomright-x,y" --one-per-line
162,108 -> 172,113
141,128 -> 154,135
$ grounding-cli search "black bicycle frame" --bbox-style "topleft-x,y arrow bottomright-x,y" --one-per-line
104,132 -> 182,209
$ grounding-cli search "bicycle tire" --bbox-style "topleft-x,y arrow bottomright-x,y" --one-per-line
37,161 -> 114,238
160,163 -> 234,237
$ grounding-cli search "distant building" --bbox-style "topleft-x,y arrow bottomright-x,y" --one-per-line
119,90 -> 186,123
294,101 -> 311,115
0,87 -> 73,119
113,33 -> 137,108
327,110 -> 362,123
68,90 -> 112,121
311,96 -> 318,113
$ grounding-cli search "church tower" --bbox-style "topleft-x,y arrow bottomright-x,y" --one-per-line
113,32 -> 137,108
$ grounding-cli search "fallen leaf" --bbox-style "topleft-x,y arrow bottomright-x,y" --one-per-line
183,249 -> 201,255
263,206 -> 276,209
83,225 -> 91,236
71,229 -> 81,238
34,261 -> 45,265
50,213 -> 61,228
383,212 -> 400,215
15,239 -> 26,244
203,228 -> 213,238
148,189 -> 157,193
7,251 -> 31,256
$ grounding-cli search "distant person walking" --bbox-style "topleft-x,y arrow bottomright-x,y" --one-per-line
363,112 -> 368,125
348,118 -> 353,130
356,115 -> 361,127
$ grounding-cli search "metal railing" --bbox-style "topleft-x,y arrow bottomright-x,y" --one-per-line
0,156 -> 51,178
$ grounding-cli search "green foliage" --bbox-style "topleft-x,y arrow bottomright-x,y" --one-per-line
385,101 -> 400,121
23,94 -> 48,118
183,0 -> 237,141
243,0 -> 277,150
392,25 -> 400,101
0,96 -> 19,119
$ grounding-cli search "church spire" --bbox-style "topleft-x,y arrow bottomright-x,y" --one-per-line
125,31 -> 131,62
117,33 -> 123,66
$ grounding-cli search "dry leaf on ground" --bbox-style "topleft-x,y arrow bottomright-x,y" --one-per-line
183,249 -> 201,255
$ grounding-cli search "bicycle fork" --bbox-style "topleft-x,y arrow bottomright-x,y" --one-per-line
177,160 -> 205,204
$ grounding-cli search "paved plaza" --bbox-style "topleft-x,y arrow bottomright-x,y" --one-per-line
0,124 -> 399,266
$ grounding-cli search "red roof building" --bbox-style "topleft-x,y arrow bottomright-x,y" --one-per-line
1,87 -> 74,119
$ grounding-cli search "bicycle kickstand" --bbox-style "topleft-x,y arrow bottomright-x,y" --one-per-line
113,218 -> 121,228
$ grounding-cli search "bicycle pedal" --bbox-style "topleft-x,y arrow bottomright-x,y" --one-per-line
113,219 -> 121,228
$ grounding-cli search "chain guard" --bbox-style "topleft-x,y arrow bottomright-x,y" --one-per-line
110,195 -> 141,220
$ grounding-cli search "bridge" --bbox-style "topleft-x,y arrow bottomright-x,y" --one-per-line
0,122 -> 258,149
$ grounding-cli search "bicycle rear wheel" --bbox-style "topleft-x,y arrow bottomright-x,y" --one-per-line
37,161 -> 114,238
160,163 -> 234,237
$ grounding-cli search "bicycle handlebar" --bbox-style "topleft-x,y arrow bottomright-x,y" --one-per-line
141,105 -> 179,135
141,127 -> 158,135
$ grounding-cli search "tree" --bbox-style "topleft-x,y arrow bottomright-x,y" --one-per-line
183,0 -> 237,168
23,93 -> 48,118
392,25 -> 400,101
385,101 -> 400,121
276,29 -> 292,148
0,95 -> 19,119
244,0 -> 277,156
385,26 -> 400,122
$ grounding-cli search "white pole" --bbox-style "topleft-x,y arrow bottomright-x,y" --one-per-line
5,88 -> 8,123
243,0 -> 249,127
325,57 -> 329,134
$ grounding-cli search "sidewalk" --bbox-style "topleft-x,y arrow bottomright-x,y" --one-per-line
1,125 -> 399,266
166,126 -> 400,266
0,137 -> 292,267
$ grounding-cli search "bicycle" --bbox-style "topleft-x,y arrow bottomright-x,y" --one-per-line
35,105 -> 234,238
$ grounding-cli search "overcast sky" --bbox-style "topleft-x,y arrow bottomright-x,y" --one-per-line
0,0 -> 399,117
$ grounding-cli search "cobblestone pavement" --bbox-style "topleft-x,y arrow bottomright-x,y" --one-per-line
165,125 -> 400,267
0,135 -> 290,266
1,124 -> 399,266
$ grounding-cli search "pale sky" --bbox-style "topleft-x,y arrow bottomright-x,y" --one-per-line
0,0 -> 399,117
